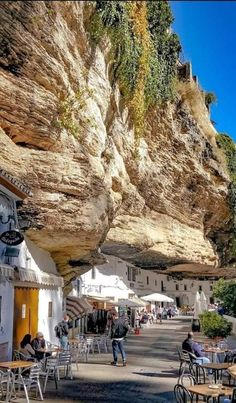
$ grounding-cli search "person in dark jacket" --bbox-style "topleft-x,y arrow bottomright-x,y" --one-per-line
110,311 -> 129,366
182,332 -> 210,365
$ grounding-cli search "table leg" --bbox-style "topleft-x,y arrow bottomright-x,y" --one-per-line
5,369 -> 12,403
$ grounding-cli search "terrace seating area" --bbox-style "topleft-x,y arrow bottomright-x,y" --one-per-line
0,332 -> 112,402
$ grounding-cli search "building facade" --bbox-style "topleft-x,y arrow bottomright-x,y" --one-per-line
80,255 -> 215,308
0,170 -> 63,359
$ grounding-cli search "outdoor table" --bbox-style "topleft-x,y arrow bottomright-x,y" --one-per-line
0,360 -> 33,402
203,347 -> 229,363
187,383 -> 233,403
201,362 -> 232,383
228,364 -> 236,380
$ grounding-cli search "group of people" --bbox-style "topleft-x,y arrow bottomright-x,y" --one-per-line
20,332 -> 48,361
19,315 -> 71,361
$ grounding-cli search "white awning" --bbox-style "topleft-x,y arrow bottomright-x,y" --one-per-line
114,299 -> 143,308
66,296 -> 93,320
18,268 -> 63,288
0,264 -> 14,280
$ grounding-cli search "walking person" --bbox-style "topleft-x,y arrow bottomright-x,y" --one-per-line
110,311 -> 129,367
55,314 -> 70,349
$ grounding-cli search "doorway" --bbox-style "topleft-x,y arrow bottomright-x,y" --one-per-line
13,287 -> 39,350
176,297 -> 180,308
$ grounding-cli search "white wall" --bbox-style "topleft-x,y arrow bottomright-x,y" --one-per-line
81,256 -> 134,301
81,255 -> 215,308
38,287 -> 63,345
0,281 -> 14,359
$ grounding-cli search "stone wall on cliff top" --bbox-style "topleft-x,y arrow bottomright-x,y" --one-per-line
0,1 -> 232,286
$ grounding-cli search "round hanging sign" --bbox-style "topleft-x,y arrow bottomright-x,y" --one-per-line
0,230 -> 24,245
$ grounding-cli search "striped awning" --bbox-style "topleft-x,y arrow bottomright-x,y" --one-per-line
66,296 -> 93,319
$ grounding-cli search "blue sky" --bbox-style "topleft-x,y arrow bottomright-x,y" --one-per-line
170,1 -> 236,140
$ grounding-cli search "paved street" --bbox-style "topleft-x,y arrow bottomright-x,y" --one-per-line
42,317 -> 191,403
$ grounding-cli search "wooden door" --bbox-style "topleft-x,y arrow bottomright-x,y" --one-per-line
13,287 -> 39,350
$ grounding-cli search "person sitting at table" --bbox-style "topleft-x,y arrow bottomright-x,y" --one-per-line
182,332 -> 211,365
19,334 -> 36,360
31,331 -> 50,361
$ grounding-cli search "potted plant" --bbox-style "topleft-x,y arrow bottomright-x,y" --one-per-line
199,311 -> 233,339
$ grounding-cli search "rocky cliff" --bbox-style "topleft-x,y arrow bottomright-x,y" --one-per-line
0,1 -> 232,286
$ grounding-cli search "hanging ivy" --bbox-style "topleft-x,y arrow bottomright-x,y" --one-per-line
89,0 -> 181,140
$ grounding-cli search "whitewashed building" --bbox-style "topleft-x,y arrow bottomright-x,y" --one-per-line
0,170 -> 63,359
79,254 -> 215,308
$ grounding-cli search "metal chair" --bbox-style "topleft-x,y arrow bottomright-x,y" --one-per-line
178,350 -> 195,380
13,363 -> 43,403
40,357 -> 58,393
189,362 -> 207,384
174,383 -> 193,402
177,346 -> 186,376
57,352 -> 73,380
13,350 -> 36,362
0,369 -> 14,401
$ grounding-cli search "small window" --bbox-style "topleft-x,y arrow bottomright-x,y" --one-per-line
184,285 -> 187,291
91,268 -> 96,280
127,267 -> 132,281
210,285 -> 213,291
146,276 -> 149,285
199,285 -> 202,291
48,301 -> 53,318
155,280 -> 157,286
176,284 -> 179,291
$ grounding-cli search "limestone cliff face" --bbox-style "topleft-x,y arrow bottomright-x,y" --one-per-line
0,1 -> 231,284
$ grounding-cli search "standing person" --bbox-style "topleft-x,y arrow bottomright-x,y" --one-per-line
110,311 -> 129,367
156,306 -> 163,323
55,314 -> 70,349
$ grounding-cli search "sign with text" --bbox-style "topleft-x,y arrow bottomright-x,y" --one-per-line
0,230 -> 24,245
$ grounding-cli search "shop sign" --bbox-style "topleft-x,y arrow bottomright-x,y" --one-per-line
0,230 -> 24,245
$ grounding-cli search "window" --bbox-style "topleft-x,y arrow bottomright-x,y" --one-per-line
48,301 -> 52,318
155,280 -> 157,286
210,285 -> 213,291
127,267 -> 136,282
161,281 -> 166,292
176,284 -> 179,291
184,285 -> 187,291
146,276 -> 149,285
199,285 -> 202,291
127,267 -> 132,281
91,268 -> 96,279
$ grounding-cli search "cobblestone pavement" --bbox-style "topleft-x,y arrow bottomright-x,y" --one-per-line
10,317 -> 207,402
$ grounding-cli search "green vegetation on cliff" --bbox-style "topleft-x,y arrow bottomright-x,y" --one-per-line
89,1 -> 181,140
216,133 -> 236,262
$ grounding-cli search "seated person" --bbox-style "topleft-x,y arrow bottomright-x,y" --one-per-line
19,334 -> 36,360
31,331 -> 50,361
182,332 -> 210,365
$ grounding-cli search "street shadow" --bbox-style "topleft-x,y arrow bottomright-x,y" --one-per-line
133,369 -> 178,378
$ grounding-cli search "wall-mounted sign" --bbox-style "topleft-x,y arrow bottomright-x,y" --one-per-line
0,230 -> 24,246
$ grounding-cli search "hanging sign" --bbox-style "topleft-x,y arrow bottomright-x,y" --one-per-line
0,230 -> 24,245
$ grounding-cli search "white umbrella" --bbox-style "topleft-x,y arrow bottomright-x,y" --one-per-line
200,291 -> 208,312
142,293 -> 174,303
193,291 -> 201,319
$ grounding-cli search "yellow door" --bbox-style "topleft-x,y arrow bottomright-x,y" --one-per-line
13,287 -> 39,350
